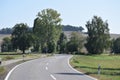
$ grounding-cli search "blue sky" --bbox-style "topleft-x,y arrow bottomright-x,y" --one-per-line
0,0 -> 120,33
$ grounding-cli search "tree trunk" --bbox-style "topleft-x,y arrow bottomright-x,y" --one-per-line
23,49 -> 25,54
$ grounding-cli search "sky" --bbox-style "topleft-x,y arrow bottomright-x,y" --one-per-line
0,0 -> 120,33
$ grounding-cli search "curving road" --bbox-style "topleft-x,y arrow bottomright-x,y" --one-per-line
5,54 -> 97,80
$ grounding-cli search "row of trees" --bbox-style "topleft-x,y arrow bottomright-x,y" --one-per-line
1,8 -> 120,54
0,28 -> 13,34
85,16 -> 120,54
1,9 -> 63,54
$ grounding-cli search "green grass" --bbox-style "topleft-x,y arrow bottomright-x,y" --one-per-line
0,66 -> 5,75
0,52 -> 42,61
70,55 -> 120,80
0,55 -> 22,61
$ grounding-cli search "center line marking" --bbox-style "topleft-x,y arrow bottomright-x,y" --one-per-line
50,74 -> 56,80
46,67 -> 48,70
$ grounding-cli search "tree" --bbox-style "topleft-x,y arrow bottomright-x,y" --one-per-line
66,32 -> 85,54
58,33 -> 67,53
112,37 -> 120,54
33,8 -> 62,53
1,37 -> 14,52
85,16 -> 110,54
11,23 -> 32,54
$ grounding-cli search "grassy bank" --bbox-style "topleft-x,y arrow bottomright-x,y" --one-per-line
0,66 -> 5,75
70,54 -> 120,80
0,53 -> 42,61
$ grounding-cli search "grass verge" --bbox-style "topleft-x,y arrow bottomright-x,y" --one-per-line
70,55 -> 120,80
0,66 -> 5,75
0,53 -> 42,61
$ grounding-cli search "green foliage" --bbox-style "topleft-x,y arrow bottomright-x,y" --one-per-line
112,37 -> 120,53
66,32 -> 85,54
58,33 -> 67,53
1,37 -> 14,52
11,23 -> 32,54
85,16 -> 110,54
47,41 -> 55,53
33,8 -> 62,53
31,34 -> 40,52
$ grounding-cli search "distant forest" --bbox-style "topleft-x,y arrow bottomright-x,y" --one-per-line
0,28 -> 13,34
62,25 -> 84,32
0,25 -> 84,34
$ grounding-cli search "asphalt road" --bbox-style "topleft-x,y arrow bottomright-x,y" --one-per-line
5,54 -> 97,80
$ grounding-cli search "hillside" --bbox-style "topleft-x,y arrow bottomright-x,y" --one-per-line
0,32 -> 120,45
63,31 -> 120,40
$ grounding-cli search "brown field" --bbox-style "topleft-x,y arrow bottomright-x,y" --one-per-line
64,31 -> 120,40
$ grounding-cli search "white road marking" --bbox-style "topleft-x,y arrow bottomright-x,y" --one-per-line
46,67 -> 48,70
50,74 -> 56,80
68,56 -> 98,80
4,64 -> 21,80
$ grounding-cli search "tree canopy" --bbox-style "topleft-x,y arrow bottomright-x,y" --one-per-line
112,37 -> 120,54
33,8 -> 62,53
66,32 -> 85,54
85,16 -> 110,54
58,33 -> 67,53
11,23 -> 32,54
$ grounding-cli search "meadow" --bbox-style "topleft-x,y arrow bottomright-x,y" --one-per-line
70,54 -> 120,80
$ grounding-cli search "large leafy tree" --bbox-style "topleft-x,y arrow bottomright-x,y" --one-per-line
33,8 -> 62,53
112,37 -> 120,54
66,32 -> 85,54
11,23 -> 32,54
85,16 -> 110,54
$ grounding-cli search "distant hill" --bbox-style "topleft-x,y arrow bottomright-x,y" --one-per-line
0,25 -> 84,34
0,28 -> 13,34
62,25 -> 84,32
64,31 -> 120,40
0,27 -> 32,34
0,27 -> 120,41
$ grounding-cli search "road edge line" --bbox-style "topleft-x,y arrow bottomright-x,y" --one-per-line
4,64 -> 21,80
68,55 -> 98,80
50,74 -> 56,80
4,57 -> 45,80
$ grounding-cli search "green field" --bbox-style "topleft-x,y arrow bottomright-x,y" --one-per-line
70,55 -> 120,80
